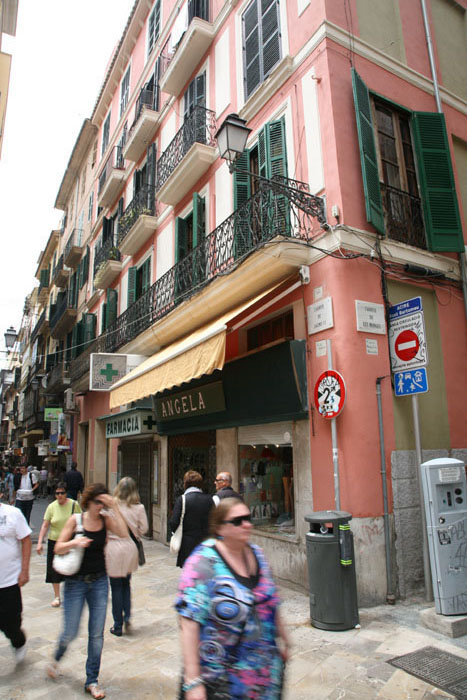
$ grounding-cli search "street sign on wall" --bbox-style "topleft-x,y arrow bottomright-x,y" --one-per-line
394,368 -> 429,396
388,296 -> 428,372
314,370 -> 346,419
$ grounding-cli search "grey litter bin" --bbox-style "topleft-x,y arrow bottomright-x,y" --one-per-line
305,510 -> 359,631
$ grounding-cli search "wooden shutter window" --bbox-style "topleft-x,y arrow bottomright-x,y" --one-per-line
351,68 -> 385,235
106,288 -> 118,328
411,112 -> 463,252
243,1 -> 261,99
101,303 -> 107,334
83,313 -> 97,350
233,150 -> 251,210
127,266 -> 137,306
243,0 -> 281,99
175,217 -> 188,262
140,259 -> 151,294
261,0 -> 281,78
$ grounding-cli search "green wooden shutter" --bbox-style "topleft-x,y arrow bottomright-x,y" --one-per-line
76,319 -> 84,357
243,0 -> 260,99
411,112 -> 464,252
351,68 -> 385,235
82,247 -> 90,286
175,217 -> 188,262
268,118 -> 288,179
106,288 -> 118,328
127,266 -> 137,306
233,150 -> 251,209
101,304 -> 107,333
140,258 -> 151,294
40,268 -> 49,287
262,0 -> 281,79
193,193 -> 206,284
83,313 -> 97,350
77,259 -> 83,289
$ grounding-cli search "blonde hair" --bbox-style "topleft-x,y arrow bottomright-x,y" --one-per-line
113,476 -> 140,506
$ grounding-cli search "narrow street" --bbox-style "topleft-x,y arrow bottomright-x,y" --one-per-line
1,502 -> 466,699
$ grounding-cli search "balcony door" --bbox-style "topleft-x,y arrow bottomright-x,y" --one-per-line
184,72 -> 206,146
175,192 -> 206,299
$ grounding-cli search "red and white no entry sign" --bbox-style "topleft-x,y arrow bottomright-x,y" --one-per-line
394,329 -> 420,362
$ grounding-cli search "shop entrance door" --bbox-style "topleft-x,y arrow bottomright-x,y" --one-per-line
120,439 -> 153,532
168,431 -> 216,538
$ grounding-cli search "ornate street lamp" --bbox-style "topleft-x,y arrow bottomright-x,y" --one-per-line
215,113 -> 251,172
4,327 -> 17,350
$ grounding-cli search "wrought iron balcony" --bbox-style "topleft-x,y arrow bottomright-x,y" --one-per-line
93,238 -> 122,290
30,309 -> 48,343
117,186 -> 158,257
155,105 -> 217,206
381,183 -> 427,249
70,177 -> 326,385
159,1 -> 214,96
64,228 -> 84,268
98,146 -> 126,207
49,291 -> 77,339
47,357 -> 70,392
52,254 -> 71,288
123,88 -> 161,162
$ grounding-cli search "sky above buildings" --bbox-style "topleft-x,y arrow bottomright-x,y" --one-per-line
0,0 -> 135,362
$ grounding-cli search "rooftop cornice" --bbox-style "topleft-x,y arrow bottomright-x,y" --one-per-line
54,119 -> 98,210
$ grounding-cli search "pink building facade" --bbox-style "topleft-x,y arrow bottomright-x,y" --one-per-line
31,0 -> 466,605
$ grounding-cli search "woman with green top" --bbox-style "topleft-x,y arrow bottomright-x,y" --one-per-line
36,481 -> 82,607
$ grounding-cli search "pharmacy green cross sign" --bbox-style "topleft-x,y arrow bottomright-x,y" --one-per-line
100,363 -> 119,382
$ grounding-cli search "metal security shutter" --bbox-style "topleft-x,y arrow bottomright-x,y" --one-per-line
238,421 -> 293,445
120,440 -> 153,532
351,68 -> 385,235
411,111 -> 464,252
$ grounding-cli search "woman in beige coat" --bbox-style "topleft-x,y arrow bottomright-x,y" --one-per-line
105,477 -> 148,636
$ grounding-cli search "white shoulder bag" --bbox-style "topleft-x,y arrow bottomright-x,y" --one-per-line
52,513 -> 85,576
169,495 -> 185,555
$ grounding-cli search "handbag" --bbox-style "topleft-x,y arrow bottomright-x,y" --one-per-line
128,526 -> 145,566
170,495 -> 185,554
52,513 -> 85,576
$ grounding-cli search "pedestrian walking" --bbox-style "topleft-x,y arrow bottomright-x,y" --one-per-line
175,498 -> 290,699
47,483 -> 128,699
5,468 -> 15,504
0,496 -> 32,665
105,476 -> 148,637
13,464 -> 39,524
39,467 -> 48,498
64,462 -> 84,501
169,470 -> 214,568
212,471 -> 242,505
36,482 -> 82,607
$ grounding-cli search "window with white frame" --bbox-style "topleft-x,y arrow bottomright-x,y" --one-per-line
242,0 -> 281,100
120,66 -> 131,117
148,1 -> 161,57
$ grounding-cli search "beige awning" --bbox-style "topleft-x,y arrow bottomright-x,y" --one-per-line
109,289 -> 280,409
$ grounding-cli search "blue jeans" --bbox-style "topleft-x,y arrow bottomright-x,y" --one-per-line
109,575 -> 131,632
54,574 -> 108,687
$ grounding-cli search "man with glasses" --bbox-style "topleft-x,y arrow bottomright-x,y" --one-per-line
213,471 -> 242,506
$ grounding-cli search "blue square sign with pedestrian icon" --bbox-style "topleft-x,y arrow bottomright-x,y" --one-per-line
394,368 -> 428,396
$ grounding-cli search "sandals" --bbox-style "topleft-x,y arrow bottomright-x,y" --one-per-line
85,685 -> 106,699
51,597 -> 61,607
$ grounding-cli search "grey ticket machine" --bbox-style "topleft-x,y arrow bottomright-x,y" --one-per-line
421,458 -> 467,615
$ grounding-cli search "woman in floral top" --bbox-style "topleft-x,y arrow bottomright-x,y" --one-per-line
175,498 -> 291,699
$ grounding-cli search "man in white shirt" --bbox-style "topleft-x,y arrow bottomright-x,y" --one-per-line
0,498 -> 32,664
13,465 -> 38,525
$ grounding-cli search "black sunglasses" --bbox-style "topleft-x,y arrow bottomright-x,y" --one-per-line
223,514 -> 252,527
55,491 -> 66,495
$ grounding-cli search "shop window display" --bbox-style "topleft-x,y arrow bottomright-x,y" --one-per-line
238,444 -> 294,535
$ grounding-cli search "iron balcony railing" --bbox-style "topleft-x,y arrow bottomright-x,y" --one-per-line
93,238 -> 122,276
31,309 -> 47,343
46,352 -> 60,373
381,183 -> 426,250
52,254 -> 64,282
155,105 -> 216,192
117,185 -> 158,247
49,291 -> 77,331
130,87 -> 158,132
159,0 -> 211,77
98,146 -> 125,195
70,177 -> 325,383
64,228 -> 84,258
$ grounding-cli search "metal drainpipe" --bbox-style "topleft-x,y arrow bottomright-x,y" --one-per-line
376,377 -> 395,604
420,0 -> 467,320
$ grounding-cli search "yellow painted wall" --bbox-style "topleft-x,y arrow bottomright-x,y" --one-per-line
430,0 -> 467,100
387,281 -> 450,450
355,0 -> 406,63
